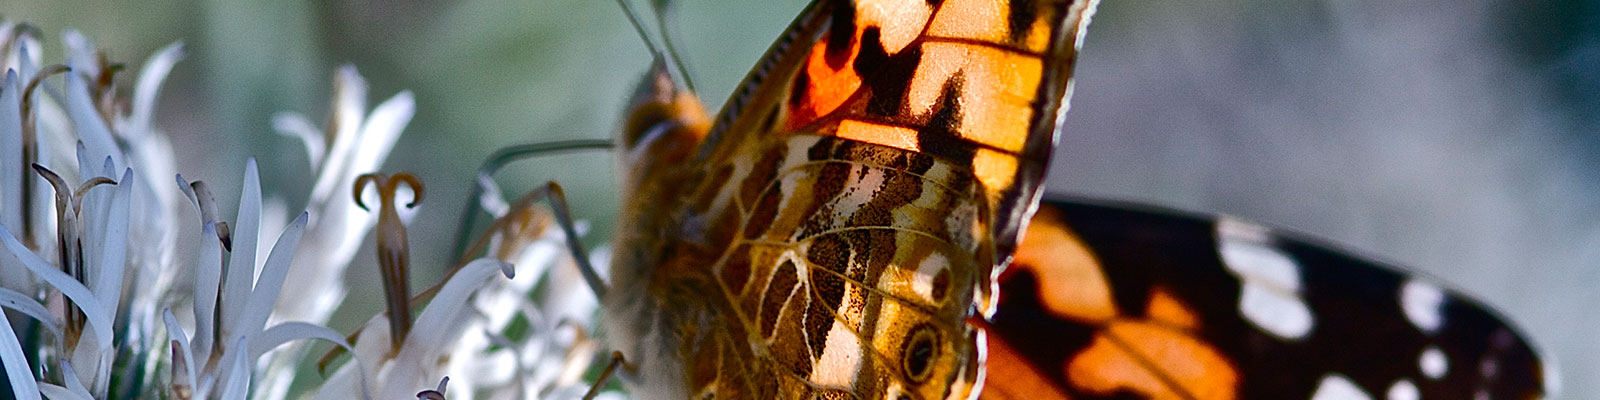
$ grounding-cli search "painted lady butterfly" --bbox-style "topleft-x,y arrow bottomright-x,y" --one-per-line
502,0 -> 1550,398
599,0 -> 1094,398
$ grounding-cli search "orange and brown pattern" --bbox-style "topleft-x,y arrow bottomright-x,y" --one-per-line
602,0 -> 1097,399
981,198 -> 1549,400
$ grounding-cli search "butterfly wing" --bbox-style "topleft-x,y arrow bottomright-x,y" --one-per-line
981,198 -> 1551,399
604,1 -> 1098,398
696,0 -> 1098,268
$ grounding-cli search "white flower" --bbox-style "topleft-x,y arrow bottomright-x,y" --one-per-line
0,19 -> 606,400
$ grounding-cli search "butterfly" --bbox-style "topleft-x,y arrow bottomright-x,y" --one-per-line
595,0 -> 1096,398
510,0 -> 1550,398
979,197 -> 1551,399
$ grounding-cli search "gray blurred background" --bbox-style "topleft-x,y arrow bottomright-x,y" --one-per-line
9,0 -> 1596,397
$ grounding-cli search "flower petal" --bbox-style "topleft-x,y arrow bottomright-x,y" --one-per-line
90,168 -> 131,316
221,159 -> 261,343
309,65 -> 368,202
397,258 -> 513,364
57,360 -> 91,399
272,112 -> 325,169
64,63 -> 119,170
126,42 -> 184,137
237,212 -> 307,338
61,30 -> 99,78
347,90 -> 412,186
249,321 -> 351,363
0,223 -> 113,353
214,336 -> 251,400
37,383 -> 89,400
0,299 -> 42,400
1,70 -> 23,238
192,222 -> 222,365
0,288 -> 63,341
162,309 -> 199,397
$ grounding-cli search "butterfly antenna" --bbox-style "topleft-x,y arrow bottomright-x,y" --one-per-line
651,1 -> 697,93
614,0 -> 696,93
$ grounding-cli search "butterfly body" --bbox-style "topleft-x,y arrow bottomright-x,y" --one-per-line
602,0 -> 1096,398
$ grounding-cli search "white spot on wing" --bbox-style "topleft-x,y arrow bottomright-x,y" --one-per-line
1386,379 -> 1419,400
910,253 -> 948,303
1419,346 -> 1448,379
1217,218 -> 1313,339
1310,374 -> 1372,400
1400,280 -> 1444,333
809,323 -> 862,388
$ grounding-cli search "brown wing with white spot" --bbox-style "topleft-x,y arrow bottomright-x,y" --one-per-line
696,136 -> 988,399
981,198 -> 1551,399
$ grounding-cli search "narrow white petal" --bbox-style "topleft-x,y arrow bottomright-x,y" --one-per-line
15,36 -> 41,79
0,223 -> 113,353
251,321 -> 375,400
64,69 -> 120,170
222,159 -> 262,343
57,361 -> 91,399
309,65 -> 369,202
1,71 -> 23,238
175,174 -> 199,215
37,383 -> 90,400
0,288 -> 64,345
215,336 -> 251,400
0,299 -> 42,400
398,258 -> 513,364
162,309 -> 199,396
347,90 -> 412,179
61,30 -> 98,78
249,321 -> 351,361
90,169 -> 131,316
128,42 -> 184,137
192,222 -> 222,365
238,212 -> 307,338
273,112 -> 326,169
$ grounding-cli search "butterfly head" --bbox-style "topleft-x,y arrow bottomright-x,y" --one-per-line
620,60 -> 710,170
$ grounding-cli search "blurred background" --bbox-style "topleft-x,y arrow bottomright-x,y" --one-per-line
9,0 -> 1596,397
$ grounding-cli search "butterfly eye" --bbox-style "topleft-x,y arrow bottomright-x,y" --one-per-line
902,324 -> 940,383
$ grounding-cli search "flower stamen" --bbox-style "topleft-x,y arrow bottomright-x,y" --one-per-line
18,64 -> 71,246
354,172 -> 424,350
30,163 -> 116,351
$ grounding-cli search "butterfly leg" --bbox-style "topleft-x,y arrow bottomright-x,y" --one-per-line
582,351 -> 628,400
511,180 -> 611,299
449,139 -> 614,260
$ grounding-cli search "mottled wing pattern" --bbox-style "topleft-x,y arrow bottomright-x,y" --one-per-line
697,0 -> 1097,270
980,198 -> 1551,399
621,0 -> 1097,398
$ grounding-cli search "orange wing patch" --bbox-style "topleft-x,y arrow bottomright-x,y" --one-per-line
1064,288 -> 1239,400
982,206 -> 1240,400
785,0 -> 1064,161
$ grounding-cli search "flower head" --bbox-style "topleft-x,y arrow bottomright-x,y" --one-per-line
0,18 -> 607,400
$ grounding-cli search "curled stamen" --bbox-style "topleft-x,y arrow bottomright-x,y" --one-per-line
21,65 -> 71,147
31,163 -> 116,350
18,65 -> 71,243
416,376 -> 449,400
353,172 -> 424,350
